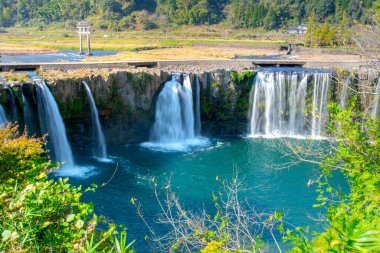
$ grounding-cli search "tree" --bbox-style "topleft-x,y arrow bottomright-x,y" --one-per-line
263,4 -> 276,30
305,13 -> 317,47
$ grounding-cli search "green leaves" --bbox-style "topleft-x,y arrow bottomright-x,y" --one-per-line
287,101 -> 380,252
0,126 -> 134,253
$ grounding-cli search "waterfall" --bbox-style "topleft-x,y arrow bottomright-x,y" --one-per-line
249,70 -> 331,139
288,74 -> 309,136
82,81 -> 107,159
35,81 -> 74,168
180,75 -> 195,139
22,88 -> 37,136
150,75 -> 182,143
311,73 -> 331,138
150,75 -> 187,143
0,105 -> 8,127
339,77 -> 351,109
249,71 -> 306,137
194,75 -> 202,136
371,78 -> 380,118
6,86 -> 17,121
144,74 -> 207,151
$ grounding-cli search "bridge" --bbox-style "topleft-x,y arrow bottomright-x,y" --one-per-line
0,59 -> 373,72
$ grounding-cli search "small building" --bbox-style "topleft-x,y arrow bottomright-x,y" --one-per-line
287,25 -> 307,34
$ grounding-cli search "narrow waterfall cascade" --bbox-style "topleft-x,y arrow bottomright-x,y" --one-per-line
82,81 -> 108,160
6,86 -> 17,121
22,89 -> 38,136
0,105 -> 8,127
249,69 -> 332,139
311,72 -> 332,138
181,75 -> 195,139
339,77 -> 351,109
36,81 -> 74,168
371,78 -> 380,118
194,75 -> 202,136
143,74 -> 207,151
28,73 -> 95,178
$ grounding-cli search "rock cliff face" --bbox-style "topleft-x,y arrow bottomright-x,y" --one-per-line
45,69 -> 254,148
1,68 -> 378,150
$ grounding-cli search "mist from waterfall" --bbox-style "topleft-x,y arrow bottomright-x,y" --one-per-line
143,74 -> 208,151
0,105 -> 8,127
36,81 -> 74,168
249,70 -> 331,139
82,81 -> 108,160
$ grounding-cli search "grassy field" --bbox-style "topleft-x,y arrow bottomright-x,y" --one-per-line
0,25 -> 292,52
2,25 -> 359,62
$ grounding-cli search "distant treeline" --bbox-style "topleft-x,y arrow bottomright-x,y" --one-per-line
0,0 -> 376,30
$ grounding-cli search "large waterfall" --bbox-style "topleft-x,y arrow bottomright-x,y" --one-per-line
143,74 -> 207,151
0,105 -> 8,127
82,81 -> 108,160
36,81 -> 74,168
249,70 -> 332,139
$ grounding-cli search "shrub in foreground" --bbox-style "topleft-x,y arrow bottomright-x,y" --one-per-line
0,125 -> 134,253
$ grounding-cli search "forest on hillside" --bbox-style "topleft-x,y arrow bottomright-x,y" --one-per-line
0,0 -> 376,30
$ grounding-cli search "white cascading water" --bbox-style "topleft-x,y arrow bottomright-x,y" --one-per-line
82,81 -> 108,160
0,104 -> 8,127
194,75 -> 202,136
311,72 -> 331,138
35,81 -> 74,168
288,74 -> 309,136
371,78 -> 380,118
249,70 -> 331,139
144,74 -> 207,151
180,75 -> 195,139
339,77 -> 351,109
150,75 -> 185,143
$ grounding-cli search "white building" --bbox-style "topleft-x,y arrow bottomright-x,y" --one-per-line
287,25 -> 307,34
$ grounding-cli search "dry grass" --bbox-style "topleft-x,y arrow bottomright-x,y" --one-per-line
41,67 -> 162,82
3,72 -> 31,83
83,46 -> 281,62
0,43 -> 56,54
297,54 -> 363,61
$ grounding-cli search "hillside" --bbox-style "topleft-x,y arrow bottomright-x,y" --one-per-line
0,0 -> 376,30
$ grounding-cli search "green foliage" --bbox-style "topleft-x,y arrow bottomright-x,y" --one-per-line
0,125 -> 135,252
59,97 -> 83,119
156,0 -> 225,25
286,100 -> 380,252
0,0 -> 372,30
229,0 -> 370,30
305,16 -> 351,47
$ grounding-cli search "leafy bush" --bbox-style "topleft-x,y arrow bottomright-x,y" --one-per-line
285,100 -> 380,252
0,125 -> 134,253
142,19 -> 158,30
